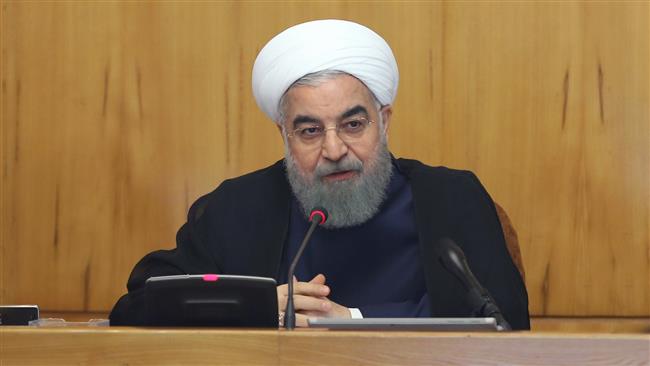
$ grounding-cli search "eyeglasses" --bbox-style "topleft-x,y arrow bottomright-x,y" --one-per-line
286,117 -> 375,146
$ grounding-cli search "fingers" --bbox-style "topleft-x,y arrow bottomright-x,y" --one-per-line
276,274 -> 330,317
278,280 -> 329,296
293,294 -> 331,312
297,280 -> 330,297
278,292 -> 331,314
276,278 -> 329,313
279,281 -> 329,298
308,273 -> 326,285
276,284 -> 329,305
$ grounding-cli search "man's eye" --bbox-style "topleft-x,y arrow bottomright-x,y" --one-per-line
299,126 -> 323,138
342,120 -> 364,131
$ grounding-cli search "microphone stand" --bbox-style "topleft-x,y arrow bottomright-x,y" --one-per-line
284,211 -> 325,330
467,288 -> 512,331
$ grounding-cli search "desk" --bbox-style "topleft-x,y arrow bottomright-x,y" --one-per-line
1,327 -> 648,365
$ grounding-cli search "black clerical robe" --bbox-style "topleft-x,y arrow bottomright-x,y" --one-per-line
110,157 -> 530,330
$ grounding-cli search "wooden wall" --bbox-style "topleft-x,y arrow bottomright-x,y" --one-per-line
1,2 -> 648,316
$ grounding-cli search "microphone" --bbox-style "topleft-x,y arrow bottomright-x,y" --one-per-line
437,237 -> 512,331
284,207 -> 328,330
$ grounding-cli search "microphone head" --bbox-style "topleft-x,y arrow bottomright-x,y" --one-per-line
438,237 -> 467,264
309,207 -> 329,225
437,237 -> 476,291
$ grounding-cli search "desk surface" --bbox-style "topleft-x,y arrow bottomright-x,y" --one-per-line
2,327 -> 649,366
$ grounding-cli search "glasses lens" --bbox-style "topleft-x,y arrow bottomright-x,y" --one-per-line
339,118 -> 369,141
290,118 -> 371,145
296,125 -> 323,143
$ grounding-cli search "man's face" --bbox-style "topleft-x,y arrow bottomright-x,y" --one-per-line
279,74 -> 394,228
280,74 -> 391,181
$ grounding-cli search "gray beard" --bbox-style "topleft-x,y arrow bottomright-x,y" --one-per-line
284,142 -> 393,229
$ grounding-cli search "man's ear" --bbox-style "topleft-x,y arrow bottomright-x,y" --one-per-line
381,105 -> 393,136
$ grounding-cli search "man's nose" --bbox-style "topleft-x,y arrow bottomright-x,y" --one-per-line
320,129 -> 348,161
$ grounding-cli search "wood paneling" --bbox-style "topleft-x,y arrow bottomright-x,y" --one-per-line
1,2 -> 648,315
531,317 -> 650,334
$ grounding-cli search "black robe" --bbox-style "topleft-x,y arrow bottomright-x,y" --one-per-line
110,158 -> 530,330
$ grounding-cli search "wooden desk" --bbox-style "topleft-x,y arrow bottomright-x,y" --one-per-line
1,327 -> 648,365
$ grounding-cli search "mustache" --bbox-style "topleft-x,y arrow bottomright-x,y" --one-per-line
315,156 -> 363,178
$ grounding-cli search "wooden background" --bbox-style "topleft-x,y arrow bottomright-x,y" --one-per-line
1,1 -> 648,317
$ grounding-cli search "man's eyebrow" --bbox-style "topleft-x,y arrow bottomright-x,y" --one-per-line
292,115 -> 320,126
341,105 -> 369,119
291,105 -> 368,126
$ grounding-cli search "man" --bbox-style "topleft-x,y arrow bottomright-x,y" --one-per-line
110,19 -> 530,329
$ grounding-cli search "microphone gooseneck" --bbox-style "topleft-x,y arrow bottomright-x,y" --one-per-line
437,237 -> 512,331
284,207 -> 328,330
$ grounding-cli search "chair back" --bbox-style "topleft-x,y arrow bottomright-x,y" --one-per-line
494,202 -> 526,283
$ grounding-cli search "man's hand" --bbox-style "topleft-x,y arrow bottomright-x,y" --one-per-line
277,274 -> 351,327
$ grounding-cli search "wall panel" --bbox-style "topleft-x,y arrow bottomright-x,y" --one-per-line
1,1 -> 648,316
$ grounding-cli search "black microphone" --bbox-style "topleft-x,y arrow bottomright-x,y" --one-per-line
284,207 -> 328,330
437,237 -> 512,331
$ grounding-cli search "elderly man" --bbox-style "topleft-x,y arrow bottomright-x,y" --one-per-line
110,20 -> 530,329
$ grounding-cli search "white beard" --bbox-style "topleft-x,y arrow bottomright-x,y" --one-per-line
284,140 -> 393,229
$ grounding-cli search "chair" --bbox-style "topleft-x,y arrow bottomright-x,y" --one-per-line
494,202 -> 526,283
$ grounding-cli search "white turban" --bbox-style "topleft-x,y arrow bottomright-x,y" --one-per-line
252,19 -> 399,123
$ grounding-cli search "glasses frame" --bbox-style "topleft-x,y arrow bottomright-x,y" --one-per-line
285,117 -> 376,146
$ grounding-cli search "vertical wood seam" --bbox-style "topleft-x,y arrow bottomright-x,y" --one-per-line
14,80 -> 20,163
562,68 -> 569,130
52,183 -> 60,252
542,262 -> 551,315
102,64 -> 109,118
598,62 -> 605,125
83,261 -> 91,311
223,75 -> 231,166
